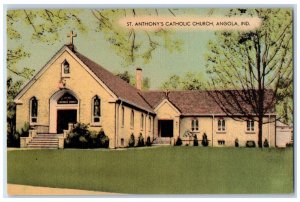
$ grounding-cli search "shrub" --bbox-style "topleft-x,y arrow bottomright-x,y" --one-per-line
286,142 -> 293,147
98,129 -> 109,148
193,135 -> 198,146
235,138 -> 239,147
128,133 -> 135,147
246,141 -> 256,148
7,122 -> 30,147
137,133 -> 145,147
146,136 -> 152,146
175,137 -> 182,146
64,123 -> 109,149
263,139 -> 269,148
65,123 -> 90,148
19,122 -> 30,137
202,133 -> 208,147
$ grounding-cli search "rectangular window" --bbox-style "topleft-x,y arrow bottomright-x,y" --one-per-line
121,138 -> 125,146
218,119 -> 226,131
246,120 -> 255,132
191,119 -> 199,131
218,140 -> 225,145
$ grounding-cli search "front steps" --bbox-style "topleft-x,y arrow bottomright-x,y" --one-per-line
27,134 -> 59,149
152,137 -> 173,146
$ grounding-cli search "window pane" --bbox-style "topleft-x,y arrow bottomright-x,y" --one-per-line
31,98 -> 38,117
93,97 -> 100,117
63,61 -> 70,74
131,111 -> 134,127
218,120 -> 221,131
122,107 -> 124,126
141,114 -> 144,129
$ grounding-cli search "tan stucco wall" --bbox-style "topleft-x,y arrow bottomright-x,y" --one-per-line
15,49 -> 276,149
179,116 -> 276,147
16,50 -> 118,148
116,104 -> 155,147
180,117 -> 213,146
154,100 -> 180,140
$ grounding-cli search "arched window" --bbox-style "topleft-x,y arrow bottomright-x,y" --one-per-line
130,110 -> 134,128
149,116 -> 151,132
57,92 -> 78,104
62,60 -> 70,76
92,96 -> 101,123
121,106 -> 125,127
30,97 -> 38,123
141,113 -> 144,130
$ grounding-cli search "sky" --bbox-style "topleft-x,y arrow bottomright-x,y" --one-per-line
7,8 -> 228,89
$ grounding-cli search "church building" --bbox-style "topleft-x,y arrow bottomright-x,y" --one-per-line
14,34 -> 277,149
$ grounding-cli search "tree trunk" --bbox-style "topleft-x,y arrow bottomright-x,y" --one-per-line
258,115 -> 263,148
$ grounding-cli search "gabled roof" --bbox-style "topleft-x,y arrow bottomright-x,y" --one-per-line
14,44 -> 276,117
73,51 -> 154,113
14,44 -> 154,113
141,90 -> 276,116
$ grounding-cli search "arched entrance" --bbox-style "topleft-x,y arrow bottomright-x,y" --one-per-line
49,89 -> 79,133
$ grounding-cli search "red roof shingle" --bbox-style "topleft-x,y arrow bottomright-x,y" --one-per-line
72,49 -> 154,112
70,45 -> 275,116
141,90 -> 275,115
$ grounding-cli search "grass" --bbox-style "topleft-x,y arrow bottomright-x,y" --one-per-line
7,146 -> 293,194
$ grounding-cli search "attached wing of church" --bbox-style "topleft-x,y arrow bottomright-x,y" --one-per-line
14,44 -> 277,149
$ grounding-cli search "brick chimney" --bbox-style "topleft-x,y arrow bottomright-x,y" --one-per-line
136,67 -> 142,90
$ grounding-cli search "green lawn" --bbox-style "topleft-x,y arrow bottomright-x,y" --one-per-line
7,147 -> 293,194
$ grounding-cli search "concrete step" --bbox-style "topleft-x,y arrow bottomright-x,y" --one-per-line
27,145 -> 58,148
31,138 -> 58,141
28,143 -> 58,146
27,133 -> 59,149
36,134 -> 57,136
28,141 -> 58,144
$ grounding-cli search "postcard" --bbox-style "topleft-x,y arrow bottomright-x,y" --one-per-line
6,6 -> 294,195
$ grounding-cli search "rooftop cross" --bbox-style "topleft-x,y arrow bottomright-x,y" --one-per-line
67,31 -> 77,45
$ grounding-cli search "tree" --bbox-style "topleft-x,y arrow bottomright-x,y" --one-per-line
206,9 -> 292,147
161,72 -> 205,90
7,9 -> 183,73
161,74 -> 181,90
91,9 -> 183,66
7,77 -> 23,146
115,70 -> 131,83
115,70 -> 151,90
7,9 -> 86,79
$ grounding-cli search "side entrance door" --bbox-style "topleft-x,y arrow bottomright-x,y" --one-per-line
158,120 -> 174,137
57,109 -> 77,133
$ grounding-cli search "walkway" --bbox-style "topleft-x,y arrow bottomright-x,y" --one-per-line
7,184 -> 120,196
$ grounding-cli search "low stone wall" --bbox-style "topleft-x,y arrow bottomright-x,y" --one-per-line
20,130 -> 37,148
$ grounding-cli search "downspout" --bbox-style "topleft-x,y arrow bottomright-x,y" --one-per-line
268,114 -> 271,147
212,115 -> 214,147
146,112 -> 149,140
114,102 -> 119,149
